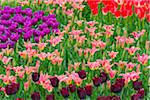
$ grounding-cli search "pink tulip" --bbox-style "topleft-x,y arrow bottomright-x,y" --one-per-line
137,54 -> 149,65
19,50 -> 27,59
36,52 -> 47,61
24,81 -> 30,91
108,51 -> 118,59
132,30 -> 145,40
87,21 -> 98,27
87,61 -> 100,70
47,36 -> 63,47
125,46 -> 139,55
0,52 -> 3,60
109,70 -> 116,79
126,62 -> 136,70
36,42 -> 47,51
2,56 -> 12,65
125,37 -> 135,44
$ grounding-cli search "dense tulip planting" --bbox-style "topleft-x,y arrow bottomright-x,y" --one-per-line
0,0 -> 150,100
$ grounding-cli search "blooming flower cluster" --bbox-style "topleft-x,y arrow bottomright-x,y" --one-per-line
87,0 -> 150,22
0,6 -> 59,49
0,1 -> 149,100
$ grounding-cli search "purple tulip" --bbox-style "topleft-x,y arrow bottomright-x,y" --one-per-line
46,19 -> 55,27
42,16 -> 49,22
48,14 -> 56,18
33,30 -> 41,36
52,28 -> 59,33
12,14 -> 25,24
9,23 -> 18,31
0,20 -> 8,25
5,20 -> 13,26
14,6 -> 22,14
34,36 -> 40,43
24,21 -> 32,27
42,28 -> 50,35
23,8 -> 32,16
23,32 -> 32,41
23,27 -> 32,33
17,28 -> 23,35
10,33 -> 20,42
1,13 -> 10,20
39,23 -> 48,30
32,18 -> 38,25
0,35 -> 8,42
5,29 -> 11,37
0,25 -> 5,31
0,43 -> 7,49
6,40 -> 15,48
34,11 -> 44,19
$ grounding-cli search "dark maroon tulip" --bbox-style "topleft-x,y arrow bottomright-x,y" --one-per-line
78,70 -> 86,79
111,96 -> 121,100
111,83 -> 122,93
84,85 -> 93,96
133,81 -> 142,90
16,98 -> 24,100
60,87 -> 69,98
77,87 -> 86,99
69,84 -> 76,93
50,77 -> 59,87
100,72 -> 108,83
92,77 -> 102,87
137,89 -> 145,98
31,92 -> 40,100
97,96 -> 111,100
131,93 -> 141,100
46,94 -> 54,100
5,83 -> 20,95
115,78 -> 125,88
32,72 -> 40,82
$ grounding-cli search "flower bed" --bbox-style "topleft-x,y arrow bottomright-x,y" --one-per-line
0,0 -> 149,100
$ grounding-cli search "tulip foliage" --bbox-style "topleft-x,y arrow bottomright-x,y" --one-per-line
0,0 -> 149,100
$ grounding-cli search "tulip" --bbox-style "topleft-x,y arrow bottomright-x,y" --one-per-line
77,87 -> 86,99
68,84 -> 76,93
5,83 -> 20,95
50,77 -> 59,87
46,94 -> 55,100
84,84 -> 93,96
77,70 -> 86,79
60,87 -> 69,98
31,92 -> 40,100
32,72 -> 40,82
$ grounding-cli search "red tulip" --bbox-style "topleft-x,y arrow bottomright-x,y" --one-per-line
87,0 -> 100,15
